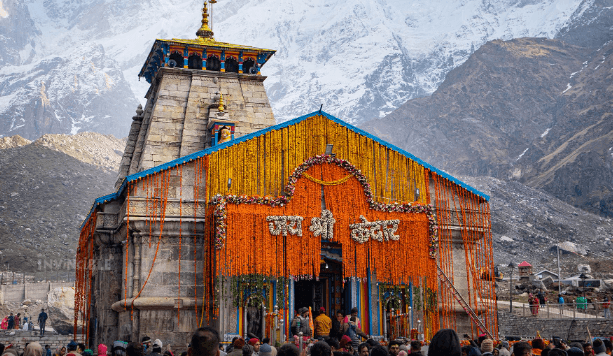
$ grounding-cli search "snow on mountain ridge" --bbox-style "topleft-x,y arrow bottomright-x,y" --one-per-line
0,42 -> 137,139
0,0 -> 586,139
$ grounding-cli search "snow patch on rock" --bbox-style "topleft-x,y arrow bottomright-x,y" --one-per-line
0,1 -> 8,18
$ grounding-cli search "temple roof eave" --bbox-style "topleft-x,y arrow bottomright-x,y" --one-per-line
81,111 -> 491,230
138,39 -> 276,79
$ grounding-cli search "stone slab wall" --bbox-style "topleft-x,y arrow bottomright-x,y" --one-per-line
0,282 -> 73,305
118,68 -> 275,177
498,310 -> 613,340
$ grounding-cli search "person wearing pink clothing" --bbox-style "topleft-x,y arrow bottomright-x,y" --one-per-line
343,308 -> 361,330
98,345 -> 108,356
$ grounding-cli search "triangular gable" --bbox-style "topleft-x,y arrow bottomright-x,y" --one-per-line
82,110 -> 489,228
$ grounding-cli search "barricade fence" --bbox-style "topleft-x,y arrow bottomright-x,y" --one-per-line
510,302 -> 612,319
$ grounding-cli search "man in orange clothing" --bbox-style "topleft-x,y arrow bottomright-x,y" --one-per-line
314,307 -> 332,340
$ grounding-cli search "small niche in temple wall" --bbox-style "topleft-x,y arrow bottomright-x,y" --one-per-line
226,57 -> 239,73
188,54 -> 202,69
169,52 -> 183,68
207,55 -> 221,71
243,59 -> 255,75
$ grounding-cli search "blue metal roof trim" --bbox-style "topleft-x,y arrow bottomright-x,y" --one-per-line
81,110 -> 488,229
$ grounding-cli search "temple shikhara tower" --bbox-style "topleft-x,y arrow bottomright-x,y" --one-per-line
77,1 -> 498,349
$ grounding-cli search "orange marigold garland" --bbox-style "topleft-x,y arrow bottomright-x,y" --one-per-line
211,155 -> 438,285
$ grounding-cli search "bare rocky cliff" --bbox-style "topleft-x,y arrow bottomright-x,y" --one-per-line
361,36 -> 613,218
0,133 -> 120,276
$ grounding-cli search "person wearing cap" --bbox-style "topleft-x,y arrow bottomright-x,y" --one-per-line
112,341 -> 128,356
593,339 -> 607,356
248,339 -> 260,356
97,345 -> 108,356
149,340 -> 163,356
66,341 -> 81,356
481,339 -> 494,356
314,308 -> 331,340
498,341 -> 511,356
258,344 -> 272,356
261,339 -> 276,356
141,338 -> 152,355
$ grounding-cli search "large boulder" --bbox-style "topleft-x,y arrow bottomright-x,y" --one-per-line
47,286 -> 76,335
541,276 -> 554,289
531,280 -> 547,290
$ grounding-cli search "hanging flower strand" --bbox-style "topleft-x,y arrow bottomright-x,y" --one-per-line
210,154 -> 438,258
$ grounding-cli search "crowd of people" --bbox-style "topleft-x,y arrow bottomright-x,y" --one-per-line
0,326 -> 612,356
0,306 -> 611,356
525,291 -> 611,318
1,310 -> 48,335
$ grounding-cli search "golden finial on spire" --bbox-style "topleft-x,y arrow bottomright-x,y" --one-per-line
196,1 -> 215,40
218,92 -> 225,112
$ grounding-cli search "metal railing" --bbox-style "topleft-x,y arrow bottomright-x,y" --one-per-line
510,302 -> 613,319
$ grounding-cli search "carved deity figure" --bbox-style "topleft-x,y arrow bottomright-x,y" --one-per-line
218,126 -> 232,144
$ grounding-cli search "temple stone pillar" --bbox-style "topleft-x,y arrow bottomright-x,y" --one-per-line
105,221 -> 213,347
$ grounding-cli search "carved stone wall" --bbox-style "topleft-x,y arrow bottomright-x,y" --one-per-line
115,68 -> 275,181
92,219 -> 213,349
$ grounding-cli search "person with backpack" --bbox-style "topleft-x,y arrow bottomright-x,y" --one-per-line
343,316 -> 367,349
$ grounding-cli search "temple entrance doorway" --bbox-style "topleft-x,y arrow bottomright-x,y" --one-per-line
293,259 -> 346,317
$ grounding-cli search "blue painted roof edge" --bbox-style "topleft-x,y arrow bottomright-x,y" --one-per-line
81,110 -> 489,229
316,111 -> 490,201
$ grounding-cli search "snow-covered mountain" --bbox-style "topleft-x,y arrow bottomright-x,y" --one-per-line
0,0 -> 585,139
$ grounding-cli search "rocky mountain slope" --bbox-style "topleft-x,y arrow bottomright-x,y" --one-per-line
0,133 -> 120,276
517,39 -> 613,217
361,37 -> 586,176
556,0 -> 613,50
34,132 -> 125,171
463,176 -> 613,272
0,134 -> 30,148
0,0 -> 586,139
361,34 -> 613,218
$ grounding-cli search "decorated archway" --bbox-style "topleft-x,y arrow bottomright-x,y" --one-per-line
211,155 -> 440,337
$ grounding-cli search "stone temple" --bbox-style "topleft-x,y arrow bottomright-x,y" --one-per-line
76,2 -> 498,350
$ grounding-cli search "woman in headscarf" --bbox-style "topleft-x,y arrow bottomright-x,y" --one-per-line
339,335 -> 353,353
529,294 -> 540,316
23,342 -> 44,356
428,329 -> 461,356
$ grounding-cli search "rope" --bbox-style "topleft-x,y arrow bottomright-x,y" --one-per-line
302,172 -> 352,186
